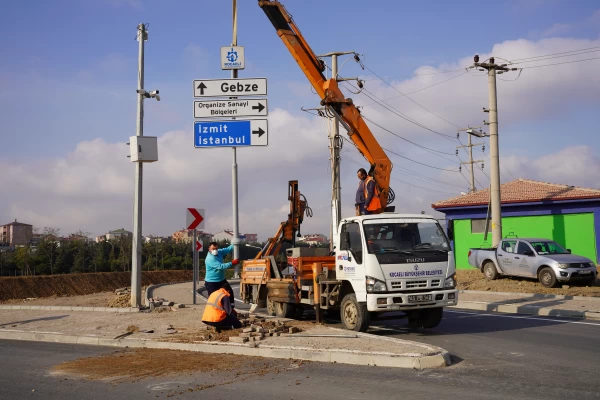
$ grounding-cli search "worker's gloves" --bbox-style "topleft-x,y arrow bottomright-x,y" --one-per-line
231,259 -> 240,266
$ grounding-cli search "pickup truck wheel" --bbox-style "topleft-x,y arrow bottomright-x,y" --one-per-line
340,294 -> 371,332
483,262 -> 499,280
539,267 -> 558,288
266,296 -> 276,316
274,301 -> 294,318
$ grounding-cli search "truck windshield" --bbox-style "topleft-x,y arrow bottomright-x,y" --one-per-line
529,241 -> 570,255
363,222 -> 450,254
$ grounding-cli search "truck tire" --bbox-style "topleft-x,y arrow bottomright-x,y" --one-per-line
483,261 -> 499,280
420,307 -> 443,329
340,293 -> 370,332
266,296 -> 276,316
293,305 -> 304,319
538,267 -> 558,288
274,301 -> 294,318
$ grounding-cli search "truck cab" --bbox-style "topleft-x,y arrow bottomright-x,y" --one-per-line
335,214 -> 458,330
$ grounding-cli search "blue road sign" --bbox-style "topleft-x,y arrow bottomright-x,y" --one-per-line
194,119 -> 268,148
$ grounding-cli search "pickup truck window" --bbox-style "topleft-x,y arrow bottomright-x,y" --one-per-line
501,240 -> 517,254
517,241 -> 533,255
529,240 -> 570,255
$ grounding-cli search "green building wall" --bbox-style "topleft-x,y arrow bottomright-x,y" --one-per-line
453,213 -> 598,269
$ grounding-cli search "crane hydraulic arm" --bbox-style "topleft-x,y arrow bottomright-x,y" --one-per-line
258,0 -> 393,212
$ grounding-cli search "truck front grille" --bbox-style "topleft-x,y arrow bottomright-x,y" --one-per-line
390,278 -> 443,290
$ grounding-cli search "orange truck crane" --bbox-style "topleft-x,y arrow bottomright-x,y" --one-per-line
240,1 -> 458,332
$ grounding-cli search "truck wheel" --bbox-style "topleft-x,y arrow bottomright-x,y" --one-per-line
538,267 -> 558,288
340,294 -> 371,332
293,305 -> 304,319
274,301 -> 294,318
266,296 -> 276,316
483,261 -> 498,280
420,307 -> 443,329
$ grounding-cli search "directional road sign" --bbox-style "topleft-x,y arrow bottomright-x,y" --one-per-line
194,99 -> 268,118
193,78 -> 267,98
186,208 -> 205,230
196,240 -> 203,252
194,120 -> 268,148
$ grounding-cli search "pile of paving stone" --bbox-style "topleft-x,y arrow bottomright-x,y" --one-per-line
147,297 -> 185,312
228,316 -> 300,344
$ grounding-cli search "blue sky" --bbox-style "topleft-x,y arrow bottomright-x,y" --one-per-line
1,0 -> 599,238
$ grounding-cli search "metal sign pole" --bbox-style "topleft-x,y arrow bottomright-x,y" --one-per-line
193,228 -> 197,304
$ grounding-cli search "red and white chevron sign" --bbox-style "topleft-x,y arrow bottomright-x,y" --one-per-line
186,208 -> 205,230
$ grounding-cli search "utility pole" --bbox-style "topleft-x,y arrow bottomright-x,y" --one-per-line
471,56 -> 517,247
131,23 -> 146,308
131,23 -> 159,307
231,0 -> 241,278
316,51 -> 360,251
457,127 -> 485,192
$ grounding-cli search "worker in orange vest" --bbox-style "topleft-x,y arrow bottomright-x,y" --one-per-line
357,168 -> 382,215
202,288 -> 242,330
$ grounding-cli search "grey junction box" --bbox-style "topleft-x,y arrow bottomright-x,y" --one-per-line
129,136 -> 158,162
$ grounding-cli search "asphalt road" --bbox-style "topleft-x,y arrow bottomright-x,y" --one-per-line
12,282 -> 596,399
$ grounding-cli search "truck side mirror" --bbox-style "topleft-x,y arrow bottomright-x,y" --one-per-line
524,250 -> 534,256
340,232 -> 350,250
567,249 -> 572,253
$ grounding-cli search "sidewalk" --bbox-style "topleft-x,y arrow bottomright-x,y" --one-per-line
0,300 -> 450,370
454,290 -> 600,319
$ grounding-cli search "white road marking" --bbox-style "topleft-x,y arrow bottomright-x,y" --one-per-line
446,310 -> 600,327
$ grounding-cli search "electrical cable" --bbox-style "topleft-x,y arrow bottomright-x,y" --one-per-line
508,46 -> 600,63
518,56 -> 600,69
300,194 -> 313,218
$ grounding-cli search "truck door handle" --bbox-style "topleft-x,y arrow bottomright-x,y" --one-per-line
514,256 -> 520,259
498,254 -> 503,256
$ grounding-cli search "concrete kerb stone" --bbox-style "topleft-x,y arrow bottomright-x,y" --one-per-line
453,300 -> 589,319
0,327 -> 450,369
0,305 -> 139,313
460,290 -> 600,303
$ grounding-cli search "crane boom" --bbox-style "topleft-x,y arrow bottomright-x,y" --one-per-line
258,0 -> 393,212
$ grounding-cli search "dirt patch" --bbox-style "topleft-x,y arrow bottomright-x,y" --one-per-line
51,348 -> 298,384
457,268 -> 600,297
0,270 -> 193,302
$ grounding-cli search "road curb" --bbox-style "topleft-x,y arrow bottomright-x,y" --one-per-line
0,329 -> 450,369
460,290 -> 600,303
0,305 -> 139,313
452,300 -> 600,319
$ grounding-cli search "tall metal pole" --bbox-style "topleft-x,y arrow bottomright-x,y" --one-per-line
330,54 -> 341,251
468,133 -> 475,193
488,66 -> 502,247
192,229 -> 197,304
231,0 -> 241,278
131,23 -> 146,308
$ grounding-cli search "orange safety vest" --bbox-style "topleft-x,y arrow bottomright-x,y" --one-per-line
364,176 -> 382,211
202,288 -> 229,323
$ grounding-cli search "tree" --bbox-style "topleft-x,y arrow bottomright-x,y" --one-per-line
38,227 -> 60,274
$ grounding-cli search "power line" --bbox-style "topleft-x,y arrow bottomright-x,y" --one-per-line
361,114 -> 457,158
361,63 -> 461,129
405,71 -> 469,95
508,45 -> 600,63
519,56 -> 600,69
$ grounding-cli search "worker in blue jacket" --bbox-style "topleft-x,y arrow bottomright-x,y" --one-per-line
205,241 -> 239,311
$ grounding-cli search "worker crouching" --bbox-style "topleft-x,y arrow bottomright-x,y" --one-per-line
201,288 -> 242,331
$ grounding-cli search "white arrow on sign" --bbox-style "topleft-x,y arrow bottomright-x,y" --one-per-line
194,99 -> 268,118
186,208 -> 205,230
193,78 -> 267,98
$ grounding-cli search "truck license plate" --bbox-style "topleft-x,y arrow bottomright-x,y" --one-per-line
408,294 -> 432,303
579,270 -> 592,275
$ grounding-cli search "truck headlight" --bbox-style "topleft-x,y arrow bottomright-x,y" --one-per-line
557,263 -> 570,269
445,273 -> 457,288
366,276 -> 387,293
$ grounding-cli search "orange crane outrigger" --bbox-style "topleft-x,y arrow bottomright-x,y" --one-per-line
258,0 -> 393,213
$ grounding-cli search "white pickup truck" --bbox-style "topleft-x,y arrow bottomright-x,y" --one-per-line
468,238 -> 597,287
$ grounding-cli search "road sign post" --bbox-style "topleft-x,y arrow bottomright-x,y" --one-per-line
192,228 -> 197,304
194,120 -> 267,147
193,78 -> 267,98
194,99 -> 268,118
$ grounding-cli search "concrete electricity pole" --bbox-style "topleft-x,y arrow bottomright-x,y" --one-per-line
457,127 -> 485,192
231,0 -> 241,278
471,55 -> 517,247
131,23 -> 159,307
317,51 -> 360,250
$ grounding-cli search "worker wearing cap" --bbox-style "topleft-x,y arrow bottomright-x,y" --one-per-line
205,242 -> 239,311
202,288 -> 242,330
